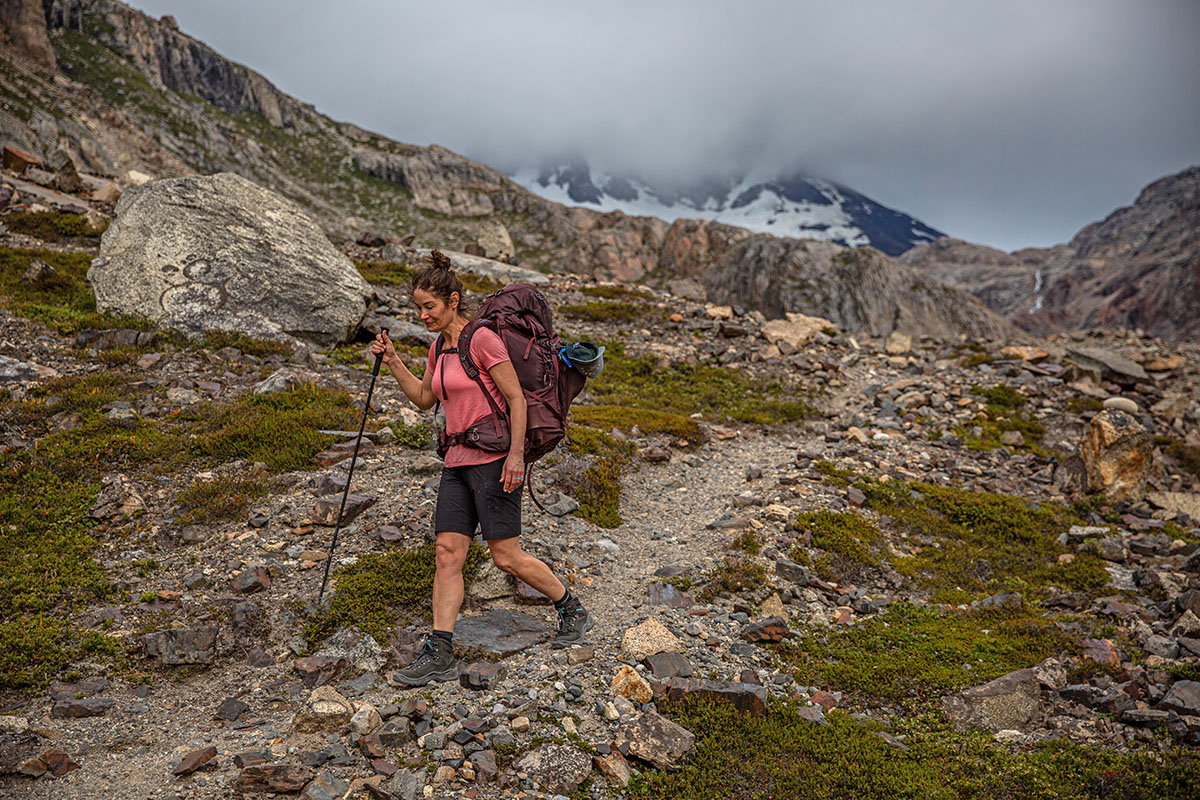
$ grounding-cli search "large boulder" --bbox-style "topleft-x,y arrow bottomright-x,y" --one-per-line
1079,409 -> 1153,502
88,173 -> 372,347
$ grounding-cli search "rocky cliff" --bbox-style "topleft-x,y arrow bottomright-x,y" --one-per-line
0,0 -> 1017,340
903,167 -> 1200,342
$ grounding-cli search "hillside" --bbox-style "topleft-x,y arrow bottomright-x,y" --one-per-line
0,0 -> 1017,341
901,166 -> 1200,342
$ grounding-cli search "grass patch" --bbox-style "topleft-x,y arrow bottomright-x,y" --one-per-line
0,617 -> 123,690
188,385 -> 357,471
570,405 -> 702,442
586,342 -> 817,425
4,210 -> 104,243
198,329 -> 291,358
1065,397 -> 1104,414
559,300 -> 656,324
565,426 -> 637,529
579,285 -> 652,300
813,460 -> 856,487
390,419 -> 434,449
774,603 -> 1073,708
355,259 -> 414,286
792,510 -> 883,583
1157,435 -> 1200,478
0,247 -> 154,334
305,542 -> 486,645
698,557 -> 768,602
175,472 -> 277,525
629,699 -> 1200,800
864,481 -> 1109,604
954,385 -> 1046,455
732,531 -> 763,555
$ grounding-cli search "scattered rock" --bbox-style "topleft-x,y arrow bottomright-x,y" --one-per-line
453,609 -> 549,655
172,745 -> 217,776
143,627 -> 218,665
1079,409 -> 1152,501
662,678 -> 769,716
88,473 -> 145,520
313,493 -> 377,526
611,665 -> 653,704
941,668 -> 1040,733
514,743 -> 593,795
617,710 -> 695,769
621,618 -> 685,661
255,367 -> 322,395
291,687 -> 356,734
235,764 -> 316,794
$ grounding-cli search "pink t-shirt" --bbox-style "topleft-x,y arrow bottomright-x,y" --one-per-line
427,327 -> 512,467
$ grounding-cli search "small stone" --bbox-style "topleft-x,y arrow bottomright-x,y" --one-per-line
291,686 -> 356,733
172,745 -> 217,776
1103,396 -> 1139,414
301,771 -> 351,800
643,652 -> 694,680
611,665 -> 654,704
512,716 -> 530,733
513,743 -> 593,795
313,493 -> 377,527
51,697 -> 115,718
215,697 -> 248,721
350,703 -> 383,735
460,662 -> 507,691
616,710 -> 695,769
742,616 -> 792,643
620,617 -> 685,661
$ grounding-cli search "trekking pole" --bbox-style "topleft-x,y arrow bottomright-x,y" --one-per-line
317,328 -> 387,604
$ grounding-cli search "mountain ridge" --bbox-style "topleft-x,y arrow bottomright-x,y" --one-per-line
510,158 -> 944,257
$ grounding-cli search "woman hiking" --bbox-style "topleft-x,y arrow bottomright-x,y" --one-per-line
371,251 -> 593,686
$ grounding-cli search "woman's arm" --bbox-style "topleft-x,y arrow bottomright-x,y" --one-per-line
371,331 -> 437,410
487,359 -> 527,492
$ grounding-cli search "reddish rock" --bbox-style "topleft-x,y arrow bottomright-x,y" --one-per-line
359,734 -> 386,759
742,616 -> 792,643
39,747 -> 80,778
233,564 -> 271,594
1082,638 -> 1121,668
315,439 -> 376,467
810,690 -> 839,711
2,145 -> 42,174
460,662 -> 507,690
172,746 -> 216,776
235,764 -> 314,793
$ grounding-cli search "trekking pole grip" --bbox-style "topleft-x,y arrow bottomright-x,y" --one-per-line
373,327 -> 389,376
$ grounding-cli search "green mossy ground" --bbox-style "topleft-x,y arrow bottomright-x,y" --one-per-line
570,405 -> 703,442
586,343 -> 818,425
629,699 -> 1200,800
863,481 -> 1110,604
955,384 -> 1048,455
0,370 -> 358,688
559,300 -> 660,324
4,211 -> 105,243
792,510 -> 884,583
774,603 -> 1074,708
697,557 -> 769,603
304,541 -> 486,646
174,471 -> 279,525
0,247 -> 154,334
197,329 -> 292,358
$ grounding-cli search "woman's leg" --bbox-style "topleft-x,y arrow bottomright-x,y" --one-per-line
432,531 -> 472,631
487,536 -> 565,601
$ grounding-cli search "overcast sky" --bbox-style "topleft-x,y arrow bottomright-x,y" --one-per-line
128,0 -> 1199,251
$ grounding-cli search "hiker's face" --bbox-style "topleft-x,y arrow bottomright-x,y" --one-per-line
413,288 -> 458,332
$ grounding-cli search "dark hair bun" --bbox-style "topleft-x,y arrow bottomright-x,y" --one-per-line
429,249 -> 453,271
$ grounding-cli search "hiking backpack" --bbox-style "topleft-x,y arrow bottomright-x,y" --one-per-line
432,283 -> 587,464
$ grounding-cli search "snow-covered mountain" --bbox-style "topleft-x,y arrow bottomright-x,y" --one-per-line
509,159 -> 944,257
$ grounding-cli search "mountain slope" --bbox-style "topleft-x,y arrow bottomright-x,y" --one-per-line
512,159 -> 944,257
902,166 -> 1200,342
0,0 -> 1015,340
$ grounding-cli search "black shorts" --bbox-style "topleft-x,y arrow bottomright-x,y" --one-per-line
434,458 -> 522,541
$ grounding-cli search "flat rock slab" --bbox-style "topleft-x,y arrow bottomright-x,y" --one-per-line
51,697 -> 115,718
313,493 -> 377,526
616,710 -> 695,770
235,764 -> 315,793
1066,346 -> 1149,384
513,743 -> 592,795
662,677 -> 768,717
643,652 -> 693,679
1157,680 -> 1200,716
742,616 -> 792,643
942,668 -> 1039,733
453,609 -> 549,655
647,583 -> 691,608
172,745 -> 217,776
143,626 -> 218,665
315,438 -> 376,468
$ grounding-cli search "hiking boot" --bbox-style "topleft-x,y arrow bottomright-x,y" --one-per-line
392,636 -> 457,686
552,599 -> 594,649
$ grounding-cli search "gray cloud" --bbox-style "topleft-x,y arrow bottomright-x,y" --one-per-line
129,0 -> 1200,250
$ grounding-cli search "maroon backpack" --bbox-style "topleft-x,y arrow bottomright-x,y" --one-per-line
433,283 -> 586,465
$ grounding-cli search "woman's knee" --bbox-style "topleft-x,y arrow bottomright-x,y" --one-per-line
435,537 -> 468,572
489,541 -> 524,574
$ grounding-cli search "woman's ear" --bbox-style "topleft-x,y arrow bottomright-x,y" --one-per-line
450,291 -> 460,311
